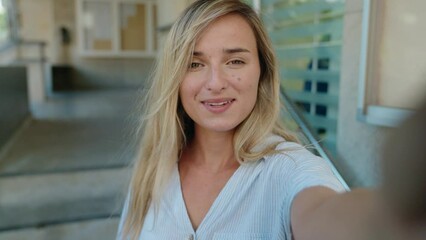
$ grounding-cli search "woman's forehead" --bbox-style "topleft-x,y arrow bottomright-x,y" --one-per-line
193,14 -> 257,53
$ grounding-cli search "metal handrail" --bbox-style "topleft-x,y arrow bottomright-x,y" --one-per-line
280,87 -> 351,191
0,39 -> 47,65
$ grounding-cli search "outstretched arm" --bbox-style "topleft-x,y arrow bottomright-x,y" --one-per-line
291,187 -> 384,240
291,99 -> 426,240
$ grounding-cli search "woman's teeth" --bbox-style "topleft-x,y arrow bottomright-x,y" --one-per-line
207,100 -> 232,106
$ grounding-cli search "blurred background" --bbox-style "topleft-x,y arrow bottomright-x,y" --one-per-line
0,0 -> 425,239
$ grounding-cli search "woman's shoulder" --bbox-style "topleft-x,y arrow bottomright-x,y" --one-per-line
262,136 -> 314,164
260,137 -> 346,192
260,138 -> 329,177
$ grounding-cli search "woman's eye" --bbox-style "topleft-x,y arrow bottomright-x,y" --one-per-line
189,62 -> 202,69
229,59 -> 244,65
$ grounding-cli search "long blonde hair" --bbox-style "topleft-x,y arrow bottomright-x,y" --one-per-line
121,0 -> 298,239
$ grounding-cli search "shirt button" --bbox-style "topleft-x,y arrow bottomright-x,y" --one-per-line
187,235 -> 194,240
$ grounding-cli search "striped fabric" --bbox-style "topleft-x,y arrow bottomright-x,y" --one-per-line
117,141 -> 346,240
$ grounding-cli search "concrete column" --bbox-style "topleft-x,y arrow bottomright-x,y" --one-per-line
27,62 -> 46,108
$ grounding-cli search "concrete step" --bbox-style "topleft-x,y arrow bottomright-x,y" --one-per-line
35,89 -> 140,120
0,217 -> 120,240
0,89 -> 136,237
0,118 -> 135,176
0,168 -> 129,230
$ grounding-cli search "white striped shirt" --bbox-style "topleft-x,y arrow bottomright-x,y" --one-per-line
117,141 -> 346,240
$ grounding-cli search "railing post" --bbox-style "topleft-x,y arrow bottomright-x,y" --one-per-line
19,41 -> 48,114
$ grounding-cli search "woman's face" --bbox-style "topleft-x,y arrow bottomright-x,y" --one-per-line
179,14 -> 261,134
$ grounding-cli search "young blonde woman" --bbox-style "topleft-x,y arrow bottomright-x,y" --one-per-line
117,1 -> 379,239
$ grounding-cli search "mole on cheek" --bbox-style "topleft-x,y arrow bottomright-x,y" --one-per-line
231,74 -> 242,81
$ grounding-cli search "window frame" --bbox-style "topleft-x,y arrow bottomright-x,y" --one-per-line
76,0 -> 157,58
357,0 -> 416,127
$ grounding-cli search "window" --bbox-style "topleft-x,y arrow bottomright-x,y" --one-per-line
77,0 -> 157,57
261,0 -> 345,156
358,0 -> 424,127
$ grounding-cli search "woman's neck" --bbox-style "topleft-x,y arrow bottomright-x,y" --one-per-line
182,128 -> 238,173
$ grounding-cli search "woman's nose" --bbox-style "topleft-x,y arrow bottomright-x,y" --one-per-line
206,66 -> 227,92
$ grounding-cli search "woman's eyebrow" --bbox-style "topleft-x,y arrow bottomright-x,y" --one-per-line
223,47 -> 251,54
193,51 -> 203,57
192,48 -> 251,57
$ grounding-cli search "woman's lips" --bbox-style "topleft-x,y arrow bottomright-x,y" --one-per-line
201,99 -> 236,113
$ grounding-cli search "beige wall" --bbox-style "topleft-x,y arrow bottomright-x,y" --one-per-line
156,0 -> 195,48
52,0 -> 75,64
378,0 -> 426,109
156,0 -> 195,27
157,0 -> 187,28
337,0 -> 392,187
17,0 -> 55,61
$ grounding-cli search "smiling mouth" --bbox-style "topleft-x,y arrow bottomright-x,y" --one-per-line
202,99 -> 236,107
